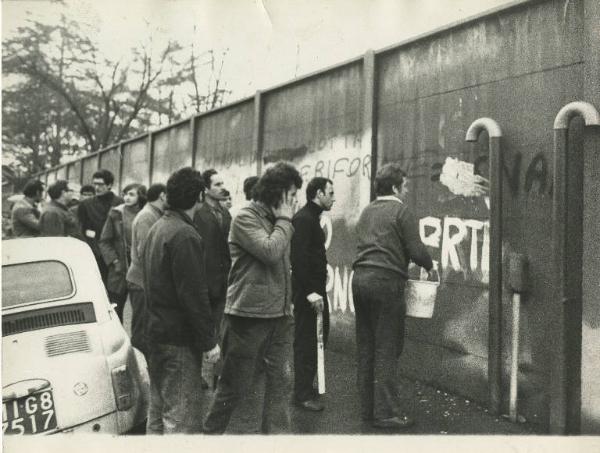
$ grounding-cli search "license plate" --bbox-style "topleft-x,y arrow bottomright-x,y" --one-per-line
3,390 -> 58,435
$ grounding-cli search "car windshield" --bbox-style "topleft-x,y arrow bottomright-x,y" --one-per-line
2,261 -> 74,308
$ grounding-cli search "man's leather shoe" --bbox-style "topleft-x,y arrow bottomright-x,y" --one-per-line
295,399 -> 325,412
372,416 -> 415,429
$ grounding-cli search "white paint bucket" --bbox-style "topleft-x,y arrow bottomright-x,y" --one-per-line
405,276 -> 440,318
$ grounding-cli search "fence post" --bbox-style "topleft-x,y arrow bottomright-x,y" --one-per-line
79,158 -> 84,186
253,90 -> 264,175
117,142 -> 124,192
190,116 -> 197,170
147,132 -> 154,185
363,50 -> 378,201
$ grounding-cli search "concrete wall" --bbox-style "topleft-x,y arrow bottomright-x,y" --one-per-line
580,0 -> 600,434
376,0 -> 584,426
36,0 -> 599,433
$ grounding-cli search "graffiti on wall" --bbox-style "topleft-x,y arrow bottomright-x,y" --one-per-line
430,150 -> 552,197
324,213 -> 491,314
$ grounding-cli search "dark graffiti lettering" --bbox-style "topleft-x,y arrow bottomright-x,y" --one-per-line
524,153 -> 548,194
334,158 -> 349,178
315,160 -> 325,177
348,157 -> 361,177
474,153 -> 521,196
299,155 -> 371,181
432,150 -> 551,197
362,154 -> 371,178
430,162 -> 443,182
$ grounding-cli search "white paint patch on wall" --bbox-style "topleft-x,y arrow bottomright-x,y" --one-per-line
439,156 -> 489,198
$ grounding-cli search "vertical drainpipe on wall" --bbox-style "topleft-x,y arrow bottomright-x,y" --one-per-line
363,50 -> 377,201
253,90 -> 264,176
550,101 -> 600,434
466,118 -> 503,416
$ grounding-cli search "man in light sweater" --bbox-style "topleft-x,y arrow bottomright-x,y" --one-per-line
353,162 -> 433,430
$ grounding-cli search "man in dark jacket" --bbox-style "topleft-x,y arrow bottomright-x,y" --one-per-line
78,169 -> 123,283
11,179 -> 44,237
291,177 -> 335,411
39,180 -> 81,238
353,163 -> 433,430
194,169 -> 232,388
143,167 -> 220,434
194,169 -> 232,337
203,161 -> 302,435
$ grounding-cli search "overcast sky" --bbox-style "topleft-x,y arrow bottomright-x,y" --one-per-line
3,0 -> 512,101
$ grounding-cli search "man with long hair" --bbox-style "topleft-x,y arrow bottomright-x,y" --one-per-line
203,161 -> 302,434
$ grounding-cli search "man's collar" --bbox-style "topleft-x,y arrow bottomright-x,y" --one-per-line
307,200 -> 324,215
22,197 -> 36,208
148,202 -> 163,215
50,199 -> 68,210
252,201 -> 275,221
165,208 -> 196,227
97,191 -> 114,200
376,195 -> 403,204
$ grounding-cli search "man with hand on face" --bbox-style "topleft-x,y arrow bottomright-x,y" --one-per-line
143,168 -> 219,434
203,161 -> 302,435
291,177 -> 335,412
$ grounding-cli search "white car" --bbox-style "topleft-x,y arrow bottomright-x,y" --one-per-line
2,237 -> 149,435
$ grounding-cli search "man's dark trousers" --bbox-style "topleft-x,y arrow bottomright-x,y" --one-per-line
203,314 -> 293,434
293,294 -> 329,403
352,267 -> 407,421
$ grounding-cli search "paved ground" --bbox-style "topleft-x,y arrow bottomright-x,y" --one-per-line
214,349 -> 543,435
123,301 -> 544,435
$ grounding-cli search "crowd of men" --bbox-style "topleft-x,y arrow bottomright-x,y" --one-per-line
9,160 -> 433,434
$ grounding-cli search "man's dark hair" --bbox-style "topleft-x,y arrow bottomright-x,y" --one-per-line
201,169 -> 218,189
22,180 -> 45,198
375,163 -> 406,196
80,184 -> 95,195
306,177 -> 333,201
47,180 -> 70,200
253,162 -> 302,208
146,183 -> 166,202
166,167 -> 205,210
92,169 -> 115,186
243,176 -> 259,201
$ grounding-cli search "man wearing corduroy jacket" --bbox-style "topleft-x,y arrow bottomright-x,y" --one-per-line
203,161 -> 302,435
